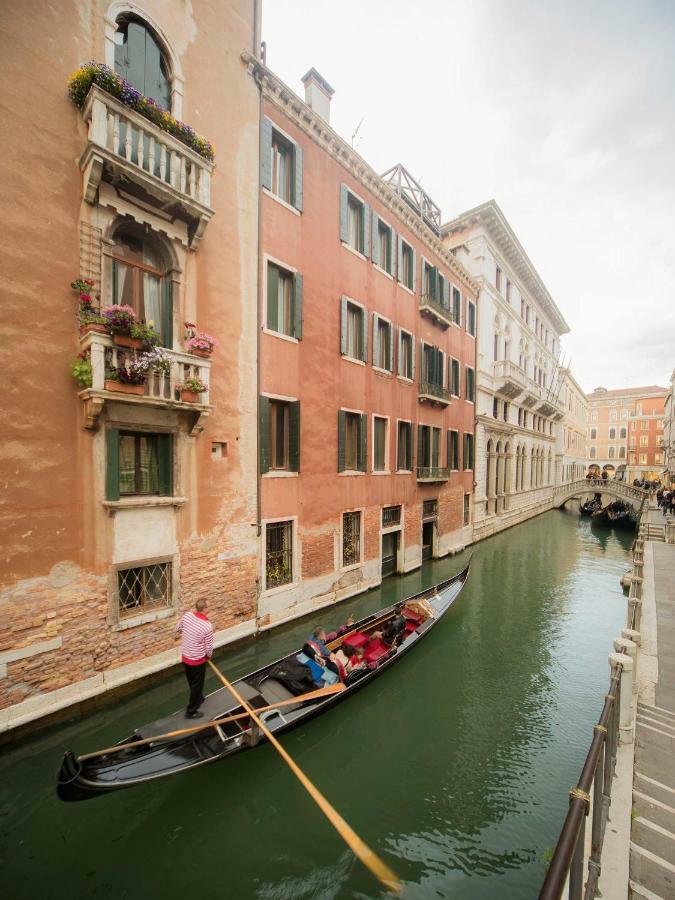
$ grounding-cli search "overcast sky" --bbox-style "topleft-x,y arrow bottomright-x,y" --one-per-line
262,0 -> 675,393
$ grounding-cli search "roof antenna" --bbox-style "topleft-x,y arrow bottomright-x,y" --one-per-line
351,117 -> 364,150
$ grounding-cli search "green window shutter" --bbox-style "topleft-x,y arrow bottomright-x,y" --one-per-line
337,409 -> 346,472
261,117 -> 273,190
161,277 -> 173,348
339,184 -> 349,242
267,263 -> 279,331
397,235 -> 403,283
437,350 -> 444,387
293,273 -> 303,340
371,211 -> 380,267
429,266 -> 438,300
372,313 -> 380,366
397,328 -> 403,376
106,428 -> 120,501
388,324 -> 394,372
410,335 -> 416,381
417,425 -> 424,468
390,230 -> 397,279
157,433 -> 173,496
409,423 -> 415,470
396,424 -> 402,471
358,413 -> 368,472
427,345 -> 435,385
412,248 -> 417,293
126,22 -> 147,94
259,396 -> 271,474
363,203 -> 371,258
293,142 -> 303,211
340,296 -> 348,355
289,401 -> 301,472
361,308 -> 368,362
442,277 -> 450,309
143,29 -> 169,108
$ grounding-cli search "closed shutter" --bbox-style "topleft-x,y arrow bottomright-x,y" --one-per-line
397,329 -> 403,376
447,431 -> 453,469
429,266 -> 438,300
397,234 -> 403,283
442,277 -> 450,310
289,401 -> 300,472
144,29 -> 169,108
259,396 -> 271,474
409,423 -> 415,470
267,263 -> 278,331
361,308 -> 368,362
427,345 -> 435,386
337,409 -> 346,472
372,313 -> 380,367
340,296 -> 348,355
411,247 -> 417,293
388,323 -> 394,372
261,117 -> 273,189
410,334 -> 416,381
157,433 -> 173,496
437,350 -> 445,388
358,413 -> 368,472
125,23 -> 146,95
293,142 -> 303,211
339,184 -> 349,242
293,273 -> 303,340
363,203 -> 371,258
161,277 -> 173,348
106,428 -> 120,501
371,211 -> 380,267
417,425 -> 424,469
390,230 -> 397,279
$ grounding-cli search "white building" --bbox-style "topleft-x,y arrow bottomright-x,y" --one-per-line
559,367 -> 588,483
442,201 -> 570,540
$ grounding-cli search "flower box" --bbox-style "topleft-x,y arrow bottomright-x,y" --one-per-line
190,349 -> 212,359
113,334 -> 143,350
181,390 -> 201,403
80,323 -> 108,337
105,380 -> 145,396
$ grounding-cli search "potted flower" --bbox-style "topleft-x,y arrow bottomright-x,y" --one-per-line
186,331 -> 218,358
71,352 -> 93,389
184,321 -> 197,340
102,305 -> 140,348
130,321 -> 161,349
180,375 -> 206,403
137,347 -> 171,379
105,358 -> 147,395
79,307 -> 108,337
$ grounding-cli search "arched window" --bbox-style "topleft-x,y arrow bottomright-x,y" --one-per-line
590,447 -> 596,459
111,224 -> 173,347
619,446 -> 626,459
620,427 -> 627,439
609,427 -> 616,439
590,428 -> 597,440
114,17 -> 171,108
608,446 -> 615,459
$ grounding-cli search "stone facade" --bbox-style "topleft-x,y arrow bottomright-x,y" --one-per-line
559,368 -> 588,482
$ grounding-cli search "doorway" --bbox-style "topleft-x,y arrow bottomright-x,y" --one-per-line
422,521 -> 434,560
381,531 -> 399,577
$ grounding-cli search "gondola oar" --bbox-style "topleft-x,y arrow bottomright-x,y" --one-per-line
76,683 -> 345,763
208,659 -> 401,895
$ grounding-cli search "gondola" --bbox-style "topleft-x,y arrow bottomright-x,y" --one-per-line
591,504 -> 610,525
57,563 -> 470,802
580,493 -> 602,516
607,501 -> 634,529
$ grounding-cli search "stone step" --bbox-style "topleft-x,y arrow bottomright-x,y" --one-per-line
637,714 -> 675,737
629,878 -> 670,900
635,772 -> 675,810
630,843 -> 675,899
639,702 -> 675,723
635,740 -> 675,792
633,790 -> 675,833
632,817 -> 675,866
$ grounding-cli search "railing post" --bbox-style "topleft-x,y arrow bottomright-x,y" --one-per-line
609,651 -> 634,744
622,629 -> 640,694
89,337 -> 106,390
587,739 -> 605,894
568,811 -> 586,900
88,96 -> 108,148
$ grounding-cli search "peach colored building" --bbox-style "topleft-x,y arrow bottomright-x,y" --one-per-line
0,2 -> 261,732
251,62 -> 478,626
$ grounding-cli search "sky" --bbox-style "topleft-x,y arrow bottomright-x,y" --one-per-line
261,0 -> 675,393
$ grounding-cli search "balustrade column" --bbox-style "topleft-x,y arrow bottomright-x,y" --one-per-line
609,647 -> 635,744
504,451 -> 513,510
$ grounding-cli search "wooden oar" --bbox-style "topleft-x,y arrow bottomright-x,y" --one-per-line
208,659 -> 401,895
77,683 -> 345,762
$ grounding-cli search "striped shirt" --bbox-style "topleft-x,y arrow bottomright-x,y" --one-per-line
176,611 -> 214,666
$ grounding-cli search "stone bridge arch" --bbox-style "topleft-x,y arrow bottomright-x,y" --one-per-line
552,479 -> 647,513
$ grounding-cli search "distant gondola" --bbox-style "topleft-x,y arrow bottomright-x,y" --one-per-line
580,493 -> 602,516
57,564 -> 470,802
591,504 -> 610,525
607,501 -> 635,529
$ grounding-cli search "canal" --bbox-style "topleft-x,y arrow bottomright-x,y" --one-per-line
0,509 -> 633,899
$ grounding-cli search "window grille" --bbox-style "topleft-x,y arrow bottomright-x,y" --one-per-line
266,521 -> 293,588
423,499 -> 438,519
382,505 -> 401,527
118,562 -> 171,615
342,512 -> 361,567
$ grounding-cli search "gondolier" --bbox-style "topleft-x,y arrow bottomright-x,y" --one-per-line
176,599 -> 214,718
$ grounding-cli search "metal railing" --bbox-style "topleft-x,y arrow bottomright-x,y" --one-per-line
416,466 -> 449,482
418,381 -> 452,403
539,662 -> 622,900
419,295 -> 453,327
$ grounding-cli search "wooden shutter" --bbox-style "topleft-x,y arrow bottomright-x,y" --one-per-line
157,433 -> 173,496
361,308 -> 368,362
126,23 -> 147,94
429,266 -> 438,300
388,323 -> 394,372
293,273 -> 303,340
339,184 -> 349,242
372,313 -> 380,367
442,277 -> 450,309
411,247 -> 417,293
337,409 -> 346,472
417,424 -> 424,469
437,350 -> 445,387
144,29 -> 169,108
106,428 -> 120,501
371,211 -> 380,267
358,413 -> 368,472
390,230 -> 397,279
293,143 -> 303,211
410,334 -> 416,381
397,329 -> 403,376
289,401 -> 300,472
261,117 -> 273,190
161,277 -> 173,348
363,203 -> 371,258
409,423 -> 415,470
267,263 -> 278,331
397,235 -> 403,283
340,296 -> 348,355
259,396 -> 271,474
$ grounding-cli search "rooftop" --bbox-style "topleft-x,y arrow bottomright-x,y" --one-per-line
588,385 -> 668,401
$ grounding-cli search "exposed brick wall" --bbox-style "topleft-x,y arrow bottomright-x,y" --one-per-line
300,526 -> 335,579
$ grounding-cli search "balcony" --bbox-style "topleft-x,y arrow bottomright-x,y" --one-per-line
416,466 -> 450,483
492,360 -> 527,399
80,86 -> 214,247
78,332 -> 212,434
418,381 -> 452,407
419,295 -> 452,329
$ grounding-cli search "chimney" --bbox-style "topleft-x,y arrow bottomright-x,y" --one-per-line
301,68 -> 334,124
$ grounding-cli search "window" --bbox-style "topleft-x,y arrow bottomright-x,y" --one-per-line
640,420 -> 648,430
590,447 -> 596,459
260,397 -> 300,473
373,315 -> 393,371
398,239 -> 415,291
265,521 -> 293,588
493,397 -> 500,418
448,430 -> 460,470
656,452 -> 663,464
340,185 -> 369,256
608,446 -> 615,459
467,300 -> 476,336
631,422 -> 636,431
640,435 -> 648,447
373,416 -> 388,471
338,410 -> 367,472
620,427 -> 627,439
493,334 -> 499,362
466,366 -> 475,402
452,287 -> 462,325
106,429 -> 172,500
591,411 -> 598,421
422,260 -> 440,301
463,433 -> 474,470
503,402 -> 509,422
609,428 -> 616,439
398,329 -> 414,380
261,121 -> 303,211
610,409 -> 617,421
619,447 -> 626,459
417,425 -> 441,468
463,494 -> 470,526
342,512 -> 361,567
590,428 -> 597,439
505,279 -> 511,302
118,561 -> 172,616
267,261 -> 302,339
114,17 -> 171,108
373,215 -> 394,275
630,437 -> 636,448
495,265 -> 502,292
111,225 -> 172,347
639,453 -> 647,465
421,343 -> 444,390
397,421 -> 413,471
340,298 -> 367,362
450,358 -> 461,396
621,409 -> 628,419
382,505 -> 401,527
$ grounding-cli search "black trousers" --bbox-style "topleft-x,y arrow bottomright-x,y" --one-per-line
183,662 -> 206,713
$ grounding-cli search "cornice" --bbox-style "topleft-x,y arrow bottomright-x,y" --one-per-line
242,51 -> 479,297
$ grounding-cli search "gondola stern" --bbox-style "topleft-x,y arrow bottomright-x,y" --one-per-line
57,750 -> 90,802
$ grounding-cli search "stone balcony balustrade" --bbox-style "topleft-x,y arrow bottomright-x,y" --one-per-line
419,295 -> 452,329
492,360 -> 527,399
416,466 -> 450,483
79,86 -> 214,247
78,331 -> 212,434
418,381 -> 452,407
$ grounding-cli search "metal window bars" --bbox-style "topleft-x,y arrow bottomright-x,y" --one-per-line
118,562 -> 171,615
266,521 -> 293,588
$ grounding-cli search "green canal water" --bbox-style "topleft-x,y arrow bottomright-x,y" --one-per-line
0,509 -> 633,899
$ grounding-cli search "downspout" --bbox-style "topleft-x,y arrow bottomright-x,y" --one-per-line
252,0 -> 263,632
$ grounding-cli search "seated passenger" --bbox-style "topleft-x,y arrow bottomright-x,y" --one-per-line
382,611 -> 406,647
303,627 -> 330,663
332,644 -> 365,680
325,615 -> 355,643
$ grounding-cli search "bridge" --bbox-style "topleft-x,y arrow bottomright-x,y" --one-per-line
552,478 -> 648,512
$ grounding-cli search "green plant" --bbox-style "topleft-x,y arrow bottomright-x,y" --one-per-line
181,376 -> 206,394
541,847 -> 554,869
71,353 -> 93,388
130,321 -> 161,347
79,308 -> 106,326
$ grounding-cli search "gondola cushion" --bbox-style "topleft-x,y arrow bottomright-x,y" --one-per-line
345,632 -> 369,649
363,638 -> 389,663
